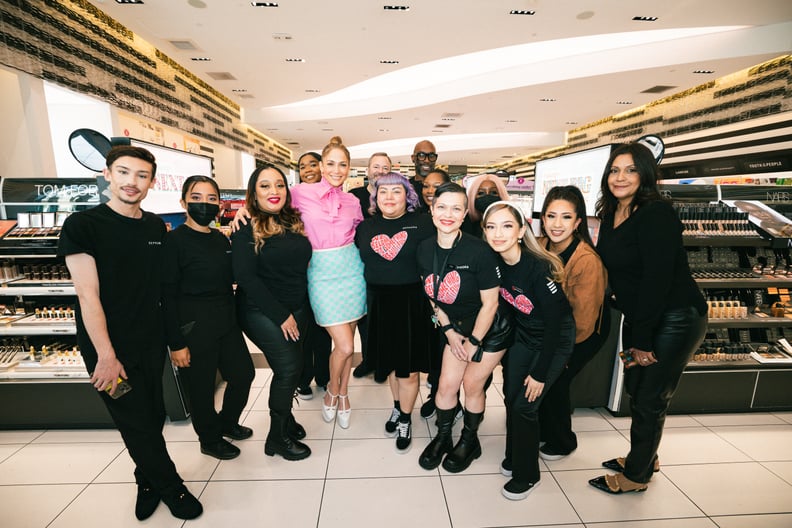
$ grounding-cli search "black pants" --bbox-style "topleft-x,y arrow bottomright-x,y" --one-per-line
298,310 -> 331,388
502,318 -> 575,484
99,348 -> 183,495
538,307 -> 611,453
240,304 -> 307,412
622,306 -> 707,484
178,309 -> 254,445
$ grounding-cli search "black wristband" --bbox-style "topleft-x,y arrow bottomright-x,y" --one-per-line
440,324 -> 454,333
468,334 -> 482,346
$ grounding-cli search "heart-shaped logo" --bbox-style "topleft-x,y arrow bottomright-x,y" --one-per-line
370,231 -> 408,261
500,288 -> 534,315
424,270 -> 461,304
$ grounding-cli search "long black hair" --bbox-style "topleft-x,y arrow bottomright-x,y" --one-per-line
595,142 -> 665,220
541,185 -> 595,248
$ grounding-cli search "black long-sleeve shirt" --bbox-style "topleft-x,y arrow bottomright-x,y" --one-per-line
161,224 -> 235,351
231,223 -> 312,325
597,200 -> 706,351
499,252 -> 572,382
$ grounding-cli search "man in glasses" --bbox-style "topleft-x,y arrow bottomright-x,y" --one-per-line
410,140 -> 438,197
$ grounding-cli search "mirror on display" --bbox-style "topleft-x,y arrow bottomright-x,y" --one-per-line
68,128 -> 112,172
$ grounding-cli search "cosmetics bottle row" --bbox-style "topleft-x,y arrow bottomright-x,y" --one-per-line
674,203 -> 757,237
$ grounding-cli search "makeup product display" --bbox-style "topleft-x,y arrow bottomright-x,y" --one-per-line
675,203 -> 759,237
0,339 -> 85,379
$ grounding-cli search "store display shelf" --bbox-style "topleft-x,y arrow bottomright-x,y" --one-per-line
683,235 -> 769,247
0,325 -> 75,336
695,277 -> 792,288
707,315 -> 792,328
0,284 -> 75,296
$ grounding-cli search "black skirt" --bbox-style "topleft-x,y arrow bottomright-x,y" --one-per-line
366,282 -> 433,378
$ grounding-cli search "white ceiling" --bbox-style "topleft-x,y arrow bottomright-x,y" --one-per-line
88,0 -> 792,167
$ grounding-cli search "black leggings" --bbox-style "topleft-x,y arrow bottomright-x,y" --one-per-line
622,306 -> 707,483
240,304 -> 308,412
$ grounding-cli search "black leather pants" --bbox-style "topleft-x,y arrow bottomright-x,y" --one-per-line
622,306 -> 707,483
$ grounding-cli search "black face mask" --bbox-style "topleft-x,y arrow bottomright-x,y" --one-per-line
474,194 -> 500,214
187,202 -> 219,227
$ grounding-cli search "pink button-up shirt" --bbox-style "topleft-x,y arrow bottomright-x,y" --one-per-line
291,179 -> 363,250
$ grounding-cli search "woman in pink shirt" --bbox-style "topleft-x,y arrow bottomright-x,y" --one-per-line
290,137 -> 366,429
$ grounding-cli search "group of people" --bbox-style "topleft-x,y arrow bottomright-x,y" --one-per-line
58,138 -> 707,521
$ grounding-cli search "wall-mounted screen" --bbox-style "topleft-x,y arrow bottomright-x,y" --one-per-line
532,145 -> 612,216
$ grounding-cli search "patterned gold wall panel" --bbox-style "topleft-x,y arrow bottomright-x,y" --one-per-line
0,0 -> 291,168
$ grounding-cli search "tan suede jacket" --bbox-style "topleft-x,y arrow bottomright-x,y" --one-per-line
539,237 -> 607,343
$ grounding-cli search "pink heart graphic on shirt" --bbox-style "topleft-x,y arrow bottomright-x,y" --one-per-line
424,270 -> 461,304
370,231 -> 408,261
500,288 -> 534,315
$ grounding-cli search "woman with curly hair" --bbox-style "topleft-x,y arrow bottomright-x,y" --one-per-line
232,164 -> 312,460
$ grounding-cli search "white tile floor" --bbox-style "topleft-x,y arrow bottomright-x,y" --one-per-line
2,365 -> 792,527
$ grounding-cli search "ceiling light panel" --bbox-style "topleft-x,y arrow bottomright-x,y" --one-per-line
383,5 -> 410,11
116,0 -> 144,4
285,58 -> 305,62
632,16 -> 658,21
509,10 -> 535,15
251,2 -> 278,7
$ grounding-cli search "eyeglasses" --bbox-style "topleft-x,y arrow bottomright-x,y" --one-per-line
414,152 -> 438,162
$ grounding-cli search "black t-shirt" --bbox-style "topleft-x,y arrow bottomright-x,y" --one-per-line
499,252 -> 573,381
161,224 -> 235,350
57,204 -> 167,369
231,223 -> 312,325
597,200 -> 706,351
349,186 -> 372,219
355,212 -> 434,285
416,232 -> 501,321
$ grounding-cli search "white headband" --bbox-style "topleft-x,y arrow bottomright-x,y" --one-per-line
482,200 -> 526,225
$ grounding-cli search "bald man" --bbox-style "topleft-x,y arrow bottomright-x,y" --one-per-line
410,140 -> 438,198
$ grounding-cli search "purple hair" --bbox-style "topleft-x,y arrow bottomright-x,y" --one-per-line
368,172 -> 420,215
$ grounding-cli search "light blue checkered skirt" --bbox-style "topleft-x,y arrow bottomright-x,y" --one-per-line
307,243 -> 367,327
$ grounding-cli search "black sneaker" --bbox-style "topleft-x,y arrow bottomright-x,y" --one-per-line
162,485 -> 203,520
539,444 -> 573,461
502,479 -> 540,501
200,439 -> 241,460
135,484 -> 160,521
420,397 -> 436,419
296,386 -> 313,400
500,458 -> 513,477
395,420 -> 411,452
385,407 -> 400,437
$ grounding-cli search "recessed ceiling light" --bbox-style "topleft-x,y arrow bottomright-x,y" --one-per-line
251,2 -> 278,7
378,129 -> 389,132
272,33 -> 292,40
539,98 -> 556,102
509,10 -> 535,15
321,128 -> 334,131
632,16 -> 658,21
305,89 -> 320,93
616,101 -> 633,105
383,5 -> 410,11
378,116 -> 392,120
505,119 -> 518,123
285,58 -> 305,62
565,121 -> 579,124
232,89 -> 248,92
379,60 -> 400,64
693,69 -> 715,74
191,57 -> 211,61
116,0 -> 144,4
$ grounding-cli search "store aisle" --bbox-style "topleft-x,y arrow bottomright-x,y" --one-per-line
1,367 -> 792,527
